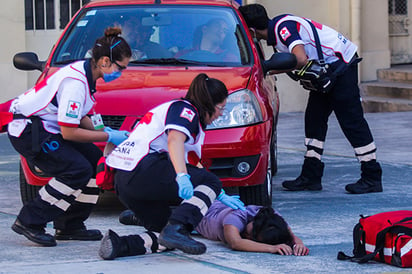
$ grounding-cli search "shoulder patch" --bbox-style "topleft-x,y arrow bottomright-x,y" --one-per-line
279,26 -> 291,41
66,100 -> 81,118
180,107 -> 196,122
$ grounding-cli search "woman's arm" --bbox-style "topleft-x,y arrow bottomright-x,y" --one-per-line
167,129 -> 188,174
60,125 -> 108,143
79,115 -> 96,130
223,225 -> 293,255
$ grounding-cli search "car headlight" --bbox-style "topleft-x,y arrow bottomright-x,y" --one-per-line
207,89 -> 263,129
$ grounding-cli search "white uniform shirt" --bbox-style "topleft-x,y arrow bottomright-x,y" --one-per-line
9,61 -> 95,135
107,100 -> 205,171
268,14 -> 358,64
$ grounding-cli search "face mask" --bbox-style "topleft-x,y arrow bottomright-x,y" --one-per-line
103,71 -> 122,82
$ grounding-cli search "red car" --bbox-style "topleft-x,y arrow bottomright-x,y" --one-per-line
11,0 -> 296,206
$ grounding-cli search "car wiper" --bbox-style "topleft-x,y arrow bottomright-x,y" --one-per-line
129,58 -> 222,67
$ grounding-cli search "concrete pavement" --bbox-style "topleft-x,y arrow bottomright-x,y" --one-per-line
0,111 -> 412,273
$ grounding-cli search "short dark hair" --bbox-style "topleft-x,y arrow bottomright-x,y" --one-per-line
252,206 -> 293,245
239,4 -> 270,30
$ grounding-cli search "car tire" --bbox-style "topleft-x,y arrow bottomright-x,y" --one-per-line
19,163 -> 41,205
239,152 -> 273,206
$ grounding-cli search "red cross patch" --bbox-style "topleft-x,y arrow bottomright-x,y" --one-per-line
280,26 -> 291,41
180,107 -> 195,122
66,100 -> 81,118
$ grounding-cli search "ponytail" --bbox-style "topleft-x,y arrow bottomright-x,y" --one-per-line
184,73 -> 228,128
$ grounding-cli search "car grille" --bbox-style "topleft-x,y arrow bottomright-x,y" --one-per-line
102,115 -> 126,130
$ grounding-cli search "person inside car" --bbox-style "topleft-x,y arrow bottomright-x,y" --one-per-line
8,27 -> 131,247
99,201 -> 309,260
103,73 -> 245,256
121,16 -> 172,60
176,18 -> 239,62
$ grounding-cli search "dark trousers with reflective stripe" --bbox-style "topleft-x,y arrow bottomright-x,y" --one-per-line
8,121 -> 101,230
114,152 -> 222,232
304,62 -> 375,158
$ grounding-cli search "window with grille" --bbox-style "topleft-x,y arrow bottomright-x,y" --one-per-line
25,0 -> 90,30
388,0 -> 409,36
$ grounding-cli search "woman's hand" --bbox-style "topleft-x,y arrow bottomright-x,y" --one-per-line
269,244 -> 293,255
293,243 -> 309,256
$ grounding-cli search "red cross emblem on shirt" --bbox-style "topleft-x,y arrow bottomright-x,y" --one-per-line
180,107 -> 195,122
280,26 -> 291,40
70,102 -> 79,111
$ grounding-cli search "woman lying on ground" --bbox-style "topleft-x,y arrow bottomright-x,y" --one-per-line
99,201 -> 309,259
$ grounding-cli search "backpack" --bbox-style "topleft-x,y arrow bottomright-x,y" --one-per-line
338,210 -> 412,268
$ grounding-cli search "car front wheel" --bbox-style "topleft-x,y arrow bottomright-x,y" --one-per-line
239,151 -> 273,206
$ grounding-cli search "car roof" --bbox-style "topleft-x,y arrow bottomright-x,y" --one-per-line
86,0 -> 239,8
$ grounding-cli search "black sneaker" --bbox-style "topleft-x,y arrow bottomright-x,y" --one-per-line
55,228 -> 103,241
12,218 -> 56,247
345,178 -> 383,194
282,175 -> 322,191
158,223 -> 206,255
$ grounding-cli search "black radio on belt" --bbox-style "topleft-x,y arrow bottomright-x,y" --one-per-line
288,19 -> 336,94
289,59 -> 333,93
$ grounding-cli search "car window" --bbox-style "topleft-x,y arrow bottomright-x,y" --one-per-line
52,5 -> 251,67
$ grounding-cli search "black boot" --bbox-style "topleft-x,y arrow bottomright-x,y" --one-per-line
55,228 -> 102,241
119,209 -> 143,226
158,223 -> 206,255
12,218 -> 56,247
345,160 -> 383,194
99,229 -> 131,260
282,158 -> 324,191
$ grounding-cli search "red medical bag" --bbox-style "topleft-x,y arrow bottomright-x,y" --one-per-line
338,210 -> 412,268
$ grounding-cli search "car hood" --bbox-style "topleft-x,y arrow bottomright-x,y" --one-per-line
93,66 -> 252,116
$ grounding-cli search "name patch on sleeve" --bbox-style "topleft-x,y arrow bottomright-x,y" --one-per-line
280,26 -> 291,41
180,107 -> 195,122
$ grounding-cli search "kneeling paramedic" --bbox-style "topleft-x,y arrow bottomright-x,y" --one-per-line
105,73 -> 245,255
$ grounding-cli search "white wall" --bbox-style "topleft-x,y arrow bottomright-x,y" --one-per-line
0,1 -> 27,103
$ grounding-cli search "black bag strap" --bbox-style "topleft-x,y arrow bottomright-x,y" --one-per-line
305,19 -> 326,67
337,222 -> 365,261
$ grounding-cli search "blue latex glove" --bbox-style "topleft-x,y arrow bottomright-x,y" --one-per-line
104,127 -> 129,146
218,190 -> 246,210
176,173 -> 194,200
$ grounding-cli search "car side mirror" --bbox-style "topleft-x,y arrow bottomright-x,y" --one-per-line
13,52 -> 45,72
263,53 -> 297,74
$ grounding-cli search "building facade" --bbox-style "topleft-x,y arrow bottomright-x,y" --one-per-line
0,0 -> 405,112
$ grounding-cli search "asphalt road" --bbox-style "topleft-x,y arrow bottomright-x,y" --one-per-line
0,111 -> 411,274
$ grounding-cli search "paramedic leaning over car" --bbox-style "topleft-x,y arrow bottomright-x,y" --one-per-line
106,73 -> 245,255
7,27 -> 131,247
239,4 -> 382,194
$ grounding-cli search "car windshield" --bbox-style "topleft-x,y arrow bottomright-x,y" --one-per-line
52,5 -> 251,67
